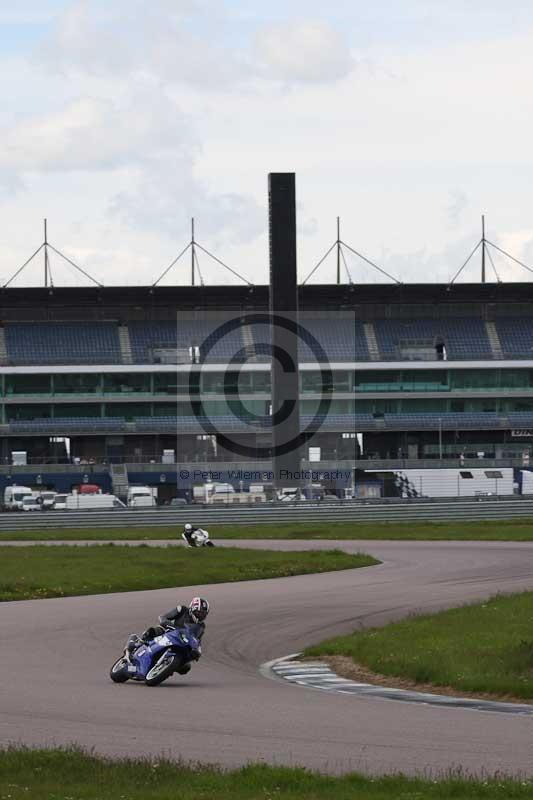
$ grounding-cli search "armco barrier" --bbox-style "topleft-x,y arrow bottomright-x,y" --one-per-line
2,498 -> 533,531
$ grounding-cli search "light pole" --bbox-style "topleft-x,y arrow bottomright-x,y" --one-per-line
438,417 -> 443,461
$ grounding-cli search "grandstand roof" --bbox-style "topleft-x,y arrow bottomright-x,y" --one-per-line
1,281 -> 533,320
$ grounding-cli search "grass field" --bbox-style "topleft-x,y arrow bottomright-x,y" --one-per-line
306,591 -> 533,700
0,544 -> 377,601
1,748 -> 531,800
3,518 -> 533,541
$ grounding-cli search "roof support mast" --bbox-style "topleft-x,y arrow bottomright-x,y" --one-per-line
481,215 -> 486,284
191,217 -> 196,287
44,218 -> 50,288
336,217 -> 341,285
302,218 -> 401,285
152,218 -> 252,288
2,219 -> 101,289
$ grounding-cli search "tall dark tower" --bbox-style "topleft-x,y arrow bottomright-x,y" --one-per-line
268,173 -> 301,488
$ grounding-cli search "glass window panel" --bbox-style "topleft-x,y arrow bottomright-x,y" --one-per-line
201,400 -> 233,417
401,370 -> 448,391
5,374 -> 51,395
176,401 -> 194,416
54,404 -> 100,418
401,399 -> 447,412
451,370 -> 499,390
252,372 -> 270,393
511,399 -> 533,411
153,373 -> 189,394
499,370 -> 533,389
104,403 -> 151,418
154,402 -> 180,416
104,373 -> 150,394
201,373 -> 225,394
332,371 -> 351,391
6,403 -> 50,420
54,374 -> 100,394
301,372 -> 326,393
355,371 -> 398,391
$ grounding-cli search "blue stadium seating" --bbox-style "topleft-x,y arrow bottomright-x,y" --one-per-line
507,411 -> 533,426
128,320 -> 247,363
4,317 -> 533,366
127,321 -> 177,363
8,417 -> 126,433
249,318 -> 369,362
495,319 -> 533,358
5,410 -> 519,435
383,412 -> 501,429
299,319 -> 369,362
5,323 -> 121,365
373,319 -> 493,360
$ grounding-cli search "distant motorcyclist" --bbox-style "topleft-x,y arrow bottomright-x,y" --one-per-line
125,597 -> 209,673
182,523 -> 201,547
181,523 -> 214,547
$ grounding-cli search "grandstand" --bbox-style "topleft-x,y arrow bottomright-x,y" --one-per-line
1,280 -> 533,498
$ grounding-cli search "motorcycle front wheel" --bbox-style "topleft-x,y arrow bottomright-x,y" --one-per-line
109,656 -> 130,683
145,651 -> 180,686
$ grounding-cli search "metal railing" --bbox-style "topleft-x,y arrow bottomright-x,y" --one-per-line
0,456 -> 532,475
2,496 -> 533,531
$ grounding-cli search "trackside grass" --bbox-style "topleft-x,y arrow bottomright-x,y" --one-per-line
3,519 -> 533,541
0,544 -> 377,601
306,591 -> 533,701
0,749 -> 531,800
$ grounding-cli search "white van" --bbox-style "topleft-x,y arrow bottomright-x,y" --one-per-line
53,494 -> 68,510
37,491 -> 56,510
127,486 -> 157,507
4,485 -> 33,511
66,494 -> 121,510
21,496 -> 41,512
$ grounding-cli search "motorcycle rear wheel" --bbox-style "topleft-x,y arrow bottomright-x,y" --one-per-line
110,657 -> 130,683
145,652 -> 180,686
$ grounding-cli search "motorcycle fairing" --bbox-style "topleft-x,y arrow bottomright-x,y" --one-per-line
129,627 -> 200,678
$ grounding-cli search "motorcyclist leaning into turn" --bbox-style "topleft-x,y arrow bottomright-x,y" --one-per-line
182,523 -> 200,546
125,597 -> 209,673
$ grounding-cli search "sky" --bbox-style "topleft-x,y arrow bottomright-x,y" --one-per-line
1,0 -> 533,287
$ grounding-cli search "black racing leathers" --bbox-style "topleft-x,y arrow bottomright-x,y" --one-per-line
141,605 -> 205,643
182,527 -> 200,546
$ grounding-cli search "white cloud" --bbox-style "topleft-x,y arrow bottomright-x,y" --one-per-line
0,91 -> 195,173
41,0 -> 247,89
0,84 -> 263,246
255,21 -> 354,83
446,189 -> 469,227
110,158 -> 264,245
0,2 -> 65,25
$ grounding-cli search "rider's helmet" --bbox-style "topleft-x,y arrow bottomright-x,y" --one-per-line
189,596 -> 209,623
184,523 -> 193,533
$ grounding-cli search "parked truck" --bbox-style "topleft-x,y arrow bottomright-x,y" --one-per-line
127,486 -> 158,507
37,490 -> 57,510
66,494 -> 123,510
4,485 -> 33,511
192,482 -> 266,505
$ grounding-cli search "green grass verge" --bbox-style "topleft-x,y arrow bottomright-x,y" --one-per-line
3,518 -> 533,541
306,591 -> 533,700
1,748 -> 531,800
0,544 -> 377,601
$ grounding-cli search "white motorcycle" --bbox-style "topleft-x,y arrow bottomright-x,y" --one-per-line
181,528 -> 215,548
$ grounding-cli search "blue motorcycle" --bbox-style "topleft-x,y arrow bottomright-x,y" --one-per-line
110,624 -> 201,687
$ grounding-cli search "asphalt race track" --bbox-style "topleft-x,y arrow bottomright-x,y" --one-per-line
2,540 -> 533,776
